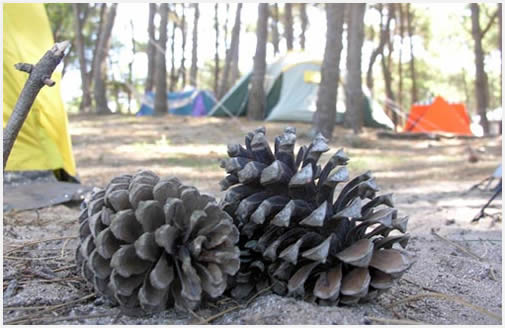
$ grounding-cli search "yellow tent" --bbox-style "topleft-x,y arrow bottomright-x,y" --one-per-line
3,3 -> 76,177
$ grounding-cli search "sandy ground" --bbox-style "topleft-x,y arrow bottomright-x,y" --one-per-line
3,114 -> 502,325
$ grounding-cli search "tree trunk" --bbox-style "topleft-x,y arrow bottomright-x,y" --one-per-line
300,3 -> 308,50
93,3 -> 117,114
247,3 -> 269,121
381,4 -> 396,128
366,4 -> 393,95
461,68 -> 470,107
397,3 -> 405,127
284,3 -> 294,51
471,3 -> 490,135
128,19 -> 136,114
190,3 -> 199,87
224,3 -> 230,53
145,3 -> 157,93
178,4 -> 187,88
406,3 -> 418,104
113,83 -> 121,113
213,3 -> 220,95
169,20 -> 177,92
230,4 -> 242,88
271,4 -> 280,55
499,3 -> 502,100
218,3 -> 242,99
154,3 -> 169,115
344,3 -> 366,134
89,4 -> 106,94
312,4 -> 346,139
72,3 -> 92,112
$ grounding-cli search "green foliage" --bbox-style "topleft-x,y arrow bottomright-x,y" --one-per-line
44,3 -> 74,42
365,3 -> 501,118
479,3 -> 500,52
42,3 -> 500,117
198,58 -> 228,92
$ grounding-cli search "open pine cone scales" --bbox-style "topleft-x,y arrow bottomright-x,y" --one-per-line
76,170 -> 240,311
219,127 -> 413,304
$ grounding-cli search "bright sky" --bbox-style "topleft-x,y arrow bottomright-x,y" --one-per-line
60,3 -> 500,108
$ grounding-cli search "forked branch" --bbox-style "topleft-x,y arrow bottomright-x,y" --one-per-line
3,40 -> 70,169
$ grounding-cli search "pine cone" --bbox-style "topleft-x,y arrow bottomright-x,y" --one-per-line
76,170 -> 240,312
219,127 -> 413,304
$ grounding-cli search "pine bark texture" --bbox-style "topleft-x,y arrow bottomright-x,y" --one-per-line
311,4 -> 345,139
128,19 -> 136,113
471,3 -> 490,135
406,4 -> 418,104
145,3 -> 157,93
190,4 -> 199,87
271,4 -> 280,55
247,4 -> 269,121
499,3 -> 502,98
88,4 -> 106,94
154,3 -> 169,115
213,4 -> 220,95
230,8 -> 242,89
218,4 -> 243,99
284,4 -> 294,51
344,3 -> 366,134
300,3 -> 308,50
93,3 -> 117,115
73,4 -> 92,113
169,20 -> 177,92
381,4 -> 396,125
179,5 -> 187,88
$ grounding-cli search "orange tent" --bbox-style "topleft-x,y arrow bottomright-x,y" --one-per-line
404,96 -> 472,135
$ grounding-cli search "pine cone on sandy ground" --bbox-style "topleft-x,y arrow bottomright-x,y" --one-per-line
219,127 -> 413,304
76,170 -> 240,312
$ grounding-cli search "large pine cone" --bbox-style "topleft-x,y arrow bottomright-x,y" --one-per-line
219,127 -> 413,304
76,170 -> 240,312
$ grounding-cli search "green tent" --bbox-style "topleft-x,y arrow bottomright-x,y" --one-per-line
209,52 -> 393,130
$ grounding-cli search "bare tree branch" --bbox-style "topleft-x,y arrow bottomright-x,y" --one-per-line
3,41 -> 70,169
481,9 -> 499,37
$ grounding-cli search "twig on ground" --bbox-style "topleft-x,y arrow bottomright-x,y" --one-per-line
400,278 -> 441,293
431,229 -> 501,282
457,239 -> 501,243
112,310 -> 123,324
366,316 -> 426,325
4,279 -> 19,298
4,293 -> 96,325
17,313 -> 112,325
60,238 -> 71,258
481,242 -> 489,259
387,292 -> 501,321
5,235 -> 78,255
53,265 -> 76,273
196,305 -> 240,325
31,277 -> 83,284
188,308 -> 205,322
3,40 -> 70,168
4,255 -> 71,261
431,229 -> 482,261
197,285 -> 272,324
488,265 -> 497,281
216,296 -> 241,306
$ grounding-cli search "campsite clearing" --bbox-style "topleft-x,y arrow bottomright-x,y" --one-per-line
3,114 -> 502,325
